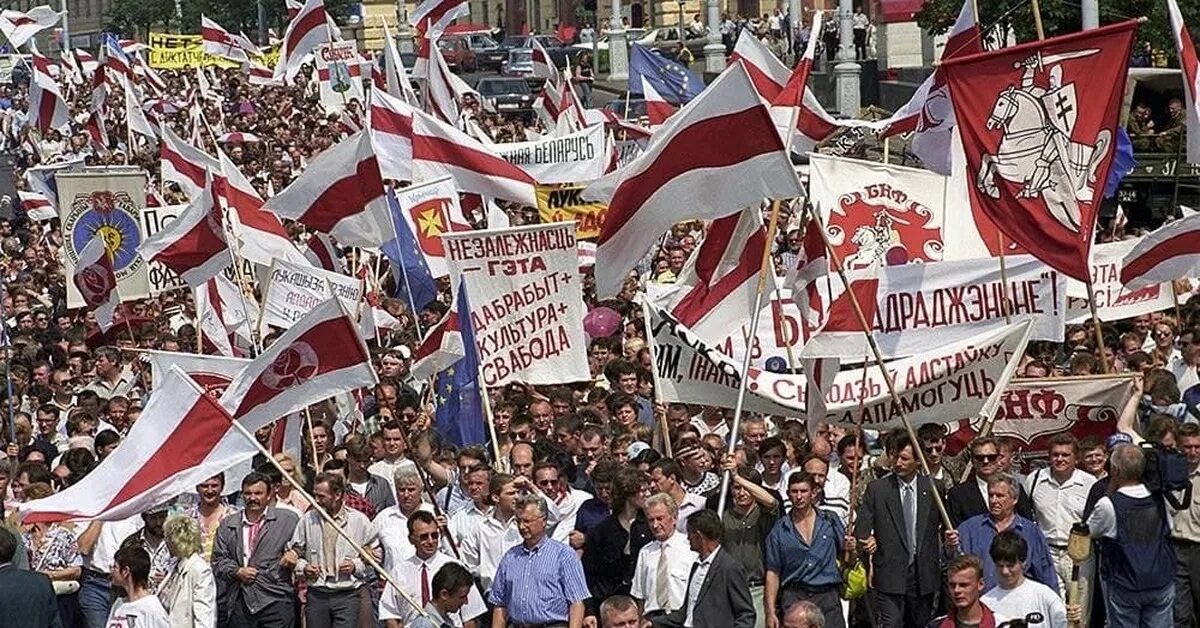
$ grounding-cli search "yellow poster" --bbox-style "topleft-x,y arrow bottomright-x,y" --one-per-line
536,185 -> 607,239
148,33 -> 280,70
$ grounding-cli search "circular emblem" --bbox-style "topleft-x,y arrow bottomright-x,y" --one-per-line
261,342 -> 320,390
65,190 -> 145,279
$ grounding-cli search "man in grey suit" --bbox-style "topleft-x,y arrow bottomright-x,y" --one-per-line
0,526 -> 61,628
854,428 -> 957,628
651,509 -> 756,628
212,471 -> 301,628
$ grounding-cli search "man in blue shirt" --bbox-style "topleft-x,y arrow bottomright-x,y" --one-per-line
949,473 -> 1059,593
489,495 -> 590,628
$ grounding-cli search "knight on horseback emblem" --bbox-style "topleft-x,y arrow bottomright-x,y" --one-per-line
976,49 -> 1112,234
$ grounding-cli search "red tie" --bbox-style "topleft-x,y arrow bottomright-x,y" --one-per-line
247,518 -> 264,557
420,563 -> 430,607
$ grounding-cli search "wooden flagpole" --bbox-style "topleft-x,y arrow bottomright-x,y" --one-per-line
641,299 -> 674,458
810,209 -> 953,530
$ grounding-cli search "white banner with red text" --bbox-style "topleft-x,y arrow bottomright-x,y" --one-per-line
315,40 -> 364,113
649,304 -> 1032,430
443,222 -> 591,386
491,124 -> 608,185
800,255 -> 1066,360
258,258 -> 363,332
1065,239 -> 1177,324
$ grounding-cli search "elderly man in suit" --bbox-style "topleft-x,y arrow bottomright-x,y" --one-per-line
212,471 -> 301,628
854,428 -> 958,628
0,526 -> 61,628
651,509 -> 756,628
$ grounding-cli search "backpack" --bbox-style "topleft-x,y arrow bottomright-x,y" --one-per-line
1141,441 -> 1193,510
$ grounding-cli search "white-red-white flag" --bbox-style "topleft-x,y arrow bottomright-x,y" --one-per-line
784,216 -> 830,341
801,355 -> 840,441
197,274 -> 257,356
18,190 -> 54,221
531,36 -> 560,86
382,20 -> 419,104
219,297 -> 378,432
161,123 -> 219,199
1168,0 -> 1200,164
139,178 -> 230,288
1120,212 -> 1200,290
75,48 -> 98,76
653,208 -> 773,342
409,0 -> 468,34
202,14 -> 258,63
73,235 -> 118,331
245,60 -> 282,86
262,131 -> 391,247
641,76 -> 675,126
274,0 -> 332,80
216,150 -> 311,267
304,232 -> 345,273
586,62 -> 803,297
0,5 -> 61,48
877,0 -> 979,174
370,87 -> 414,180
426,34 -> 462,124
411,305 -> 465,380
29,53 -> 69,134
124,83 -> 158,140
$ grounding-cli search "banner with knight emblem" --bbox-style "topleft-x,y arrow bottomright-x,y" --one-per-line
395,177 -> 472,277
942,20 -> 1138,282
946,374 -> 1136,465
59,171 -> 151,308
808,154 -> 944,270
315,40 -> 364,113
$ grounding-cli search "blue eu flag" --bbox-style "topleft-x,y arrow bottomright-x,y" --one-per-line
628,43 -> 705,104
381,189 -> 438,314
433,281 -> 487,447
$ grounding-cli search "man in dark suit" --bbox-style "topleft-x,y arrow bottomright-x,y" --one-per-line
0,526 -> 61,628
651,509 -> 756,628
854,428 -> 956,628
212,471 -> 301,628
946,437 -> 1033,525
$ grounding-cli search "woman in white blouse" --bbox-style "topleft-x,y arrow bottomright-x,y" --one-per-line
160,516 -> 216,628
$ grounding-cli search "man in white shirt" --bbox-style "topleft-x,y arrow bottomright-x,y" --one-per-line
368,421 -> 417,495
1023,433 -> 1095,623
982,531 -> 1067,628
379,511 -> 486,628
631,493 -> 698,617
460,474 -> 523,589
650,459 -> 707,532
449,466 -> 493,557
373,468 -> 436,575
538,463 -> 592,544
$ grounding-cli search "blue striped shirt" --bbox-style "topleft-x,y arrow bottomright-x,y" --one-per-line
487,536 -> 591,624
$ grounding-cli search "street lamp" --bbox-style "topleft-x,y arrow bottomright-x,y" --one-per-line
677,0 -> 685,38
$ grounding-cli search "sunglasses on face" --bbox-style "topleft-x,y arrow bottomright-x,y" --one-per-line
973,454 -> 999,463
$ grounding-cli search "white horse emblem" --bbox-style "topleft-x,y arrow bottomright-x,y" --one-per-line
976,50 -> 1111,234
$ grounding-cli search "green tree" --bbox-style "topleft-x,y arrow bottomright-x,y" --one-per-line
914,0 -> 1183,63
173,0 -> 359,38
105,0 -> 177,39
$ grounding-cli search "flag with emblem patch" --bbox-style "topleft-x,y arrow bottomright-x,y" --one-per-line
393,176 -> 471,277
433,279 -> 486,447
381,187 -> 439,314
629,43 -> 703,103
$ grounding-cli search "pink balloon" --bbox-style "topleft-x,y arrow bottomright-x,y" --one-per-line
584,306 -> 622,338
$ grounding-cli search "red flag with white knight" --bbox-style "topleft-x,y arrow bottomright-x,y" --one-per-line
942,20 -> 1137,283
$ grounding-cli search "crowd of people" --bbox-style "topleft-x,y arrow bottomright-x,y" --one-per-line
0,21 -> 1193,628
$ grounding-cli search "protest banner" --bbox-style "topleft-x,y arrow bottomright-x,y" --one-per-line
946,374 -> 1137,465
809,154 -> 945,269
140,203 -> 194,296
258,258 -> 363,332
443,222 -> 591,386
395,177 -> 471,277
315,40 -> 364,113
648,305 -> 1032,430
536,185 -> 607,239
1065,238 -> 1177,324
149,33 -> 280,69
800,255 -> 1066,361
59,170 -> 151,307
614,138 -> 646,169
491,124 -> 607,184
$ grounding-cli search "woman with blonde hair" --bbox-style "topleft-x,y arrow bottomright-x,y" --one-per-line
272,451 -> 309,512
20,481 -> 83,627
160,515 -> 216,628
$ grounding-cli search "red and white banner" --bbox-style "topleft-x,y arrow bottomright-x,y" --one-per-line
370,87 -> 415,181
1065,238 -> 1177,323
443,222 -> 591,386
216,151 -> 311,268
138,181 -> 229,288
1119,212 -> 1200,291
274,0 -> 332,80
587,63 -> 802,297
395,176 -> 471,277
29,53 -> 69,134
648,305 -> 1031,429
808,154 -> 945,270
18,367 -> 251,522
161,124 -> 219,200
259,258 -> 363,332
1168,0 -> 1200,164
411,305 -> 466,380
942,20 -> 1137,282
73,235 -> 118,331
0,5 -> 62,49
409,0 -> 468,33
202,14 -> 258,63
18,190 -> 54,222
491,124 -> 608,185
145,351 -> 248,395
946,375 -> 1137,464
800,255 -> 1066,360
196,274 -> 257,356
381,21 -> 419,103
641,76 -> 675,125
262,131 -> 390,247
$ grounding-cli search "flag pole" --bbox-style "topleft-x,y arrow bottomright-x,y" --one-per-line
809,209 -> 954,530
1086,281 -> 1111,373
223,413 -> 429,620
640,299 -> 674,458
717,198 -> 785,514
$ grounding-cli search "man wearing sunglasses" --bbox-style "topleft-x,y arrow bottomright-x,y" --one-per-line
379,510 -> 487,628
946,437 -> 1034,526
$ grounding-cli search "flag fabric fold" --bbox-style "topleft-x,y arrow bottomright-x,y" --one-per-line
139,178 -> 230,288
433,280 -> 487,446
629,43 -> 704,103
73,235 -> 118,331
1119,212 -> 1200,290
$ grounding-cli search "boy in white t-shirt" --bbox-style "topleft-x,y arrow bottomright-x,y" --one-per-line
105,544 -> 171,628
981,530 -> 1071,628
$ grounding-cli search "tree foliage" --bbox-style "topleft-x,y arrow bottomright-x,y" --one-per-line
106,0 -> 360,40
914,0 -> 1190,64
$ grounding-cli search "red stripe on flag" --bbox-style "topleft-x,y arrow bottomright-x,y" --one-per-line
821,278 -> 880,333
371,105 -> 414,136
413,134 -> 535,183
1120,230 -> 1200,285
729,53 -> 784,100
162,143 -> 209,189
672,216 -> 766,327
285,7 -> 328,53
298,156 -> 384,233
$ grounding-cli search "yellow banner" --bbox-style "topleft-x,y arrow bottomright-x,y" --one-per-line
148,33 -> 280,70
536,185 -> 607,239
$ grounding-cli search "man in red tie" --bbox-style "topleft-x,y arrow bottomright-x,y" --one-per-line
379,511 -> 487,628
